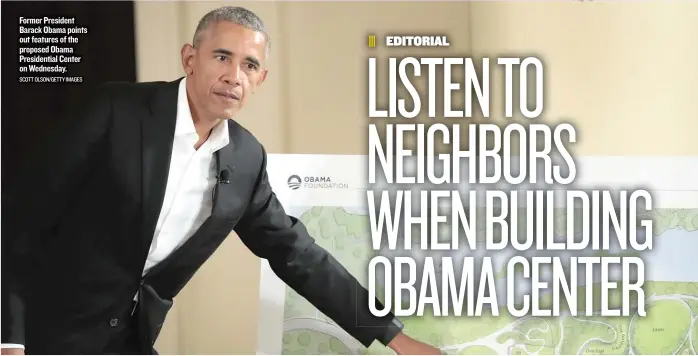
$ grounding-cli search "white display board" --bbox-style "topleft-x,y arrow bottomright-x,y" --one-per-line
257,155 -> 698,356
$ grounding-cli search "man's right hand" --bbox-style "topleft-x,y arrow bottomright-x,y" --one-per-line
1,348 -> 24,355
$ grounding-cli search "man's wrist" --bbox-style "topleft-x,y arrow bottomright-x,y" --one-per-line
380,317 -> 404,346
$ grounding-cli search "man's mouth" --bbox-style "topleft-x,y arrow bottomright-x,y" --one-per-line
214,91 -> 240,101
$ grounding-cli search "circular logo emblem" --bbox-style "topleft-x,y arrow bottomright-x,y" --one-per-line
287,175 -> 302,190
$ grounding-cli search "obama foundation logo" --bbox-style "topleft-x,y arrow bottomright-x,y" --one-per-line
287,175 -> 302,190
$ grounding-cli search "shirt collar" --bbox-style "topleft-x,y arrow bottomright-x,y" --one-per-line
175,77 -> 230,153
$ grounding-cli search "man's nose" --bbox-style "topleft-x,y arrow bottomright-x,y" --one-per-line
222,65 -> 243,86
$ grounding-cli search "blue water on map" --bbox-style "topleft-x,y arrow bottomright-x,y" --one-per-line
643,228 -> 698,282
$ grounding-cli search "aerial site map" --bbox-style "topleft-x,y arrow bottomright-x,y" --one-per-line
258,155 -> 698,356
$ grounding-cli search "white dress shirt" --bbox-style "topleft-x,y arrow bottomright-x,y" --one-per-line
2,77 -> 229,350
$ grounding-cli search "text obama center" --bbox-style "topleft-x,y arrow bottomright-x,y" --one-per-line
364,56 -> 653,319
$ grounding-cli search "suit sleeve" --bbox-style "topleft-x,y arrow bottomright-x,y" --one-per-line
1,84 -> 115,346
234,148 -> 403,348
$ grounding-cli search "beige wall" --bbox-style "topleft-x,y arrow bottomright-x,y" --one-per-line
470,2 -> 698,156
134,1 -> 698,354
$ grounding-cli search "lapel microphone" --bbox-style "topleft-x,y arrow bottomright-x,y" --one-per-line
216,169 -> 231,185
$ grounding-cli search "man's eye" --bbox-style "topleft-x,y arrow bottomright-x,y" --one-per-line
246,63 -> 257,70
217,55 -> 228,62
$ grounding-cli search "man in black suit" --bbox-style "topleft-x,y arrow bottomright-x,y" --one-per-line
2,6 -> 441,355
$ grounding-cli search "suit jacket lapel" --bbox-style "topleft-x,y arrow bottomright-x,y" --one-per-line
141,79 -> 181,255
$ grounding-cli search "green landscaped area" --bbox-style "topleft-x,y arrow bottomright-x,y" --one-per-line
282,330 -> 351,355
688,297 -> 698,351
630,300 -> 692,354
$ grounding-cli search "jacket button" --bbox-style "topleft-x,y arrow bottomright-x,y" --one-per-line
109,318 -> 119,327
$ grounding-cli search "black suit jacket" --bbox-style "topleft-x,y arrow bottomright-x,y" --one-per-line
1,78 -> 401,354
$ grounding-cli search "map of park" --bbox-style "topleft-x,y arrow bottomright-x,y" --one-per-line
280,207 -> 698,355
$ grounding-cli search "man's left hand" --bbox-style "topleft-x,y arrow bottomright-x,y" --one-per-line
387,332 -> 442,355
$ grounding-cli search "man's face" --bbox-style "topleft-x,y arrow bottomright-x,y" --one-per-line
182,21 -> 268,120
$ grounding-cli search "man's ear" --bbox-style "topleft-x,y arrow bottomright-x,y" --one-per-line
181,44 -> 196,75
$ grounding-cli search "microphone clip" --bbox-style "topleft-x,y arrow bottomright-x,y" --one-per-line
217,169 -> 231,185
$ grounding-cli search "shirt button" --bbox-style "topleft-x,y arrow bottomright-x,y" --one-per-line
109,318 -> 119,327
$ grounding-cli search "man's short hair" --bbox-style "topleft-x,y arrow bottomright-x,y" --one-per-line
192,6 -> 271,58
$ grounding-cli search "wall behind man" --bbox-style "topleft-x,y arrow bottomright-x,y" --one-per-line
134,1 -> 697,354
